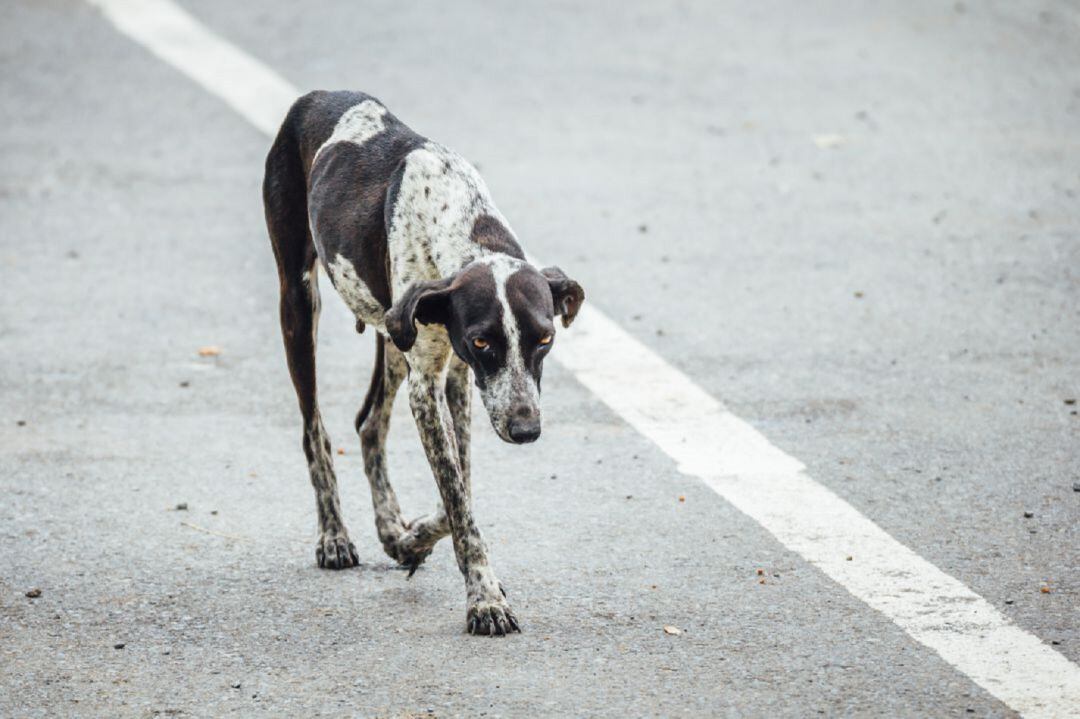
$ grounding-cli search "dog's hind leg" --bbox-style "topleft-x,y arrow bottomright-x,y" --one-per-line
357,335 -> 411,559
264,120 -> 358,570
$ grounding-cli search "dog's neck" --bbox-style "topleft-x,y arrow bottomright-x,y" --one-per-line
387,141 -> 525,297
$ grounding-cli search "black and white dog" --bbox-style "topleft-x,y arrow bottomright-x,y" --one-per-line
262,91 -> 585,636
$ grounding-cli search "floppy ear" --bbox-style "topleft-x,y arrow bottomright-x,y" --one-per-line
541,266 -> 585,328
384,277 -> 454,352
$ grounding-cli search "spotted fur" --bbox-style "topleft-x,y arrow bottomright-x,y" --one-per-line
326,253 -> 385,326
262,90 -> 584,636
386,142 -> 511,292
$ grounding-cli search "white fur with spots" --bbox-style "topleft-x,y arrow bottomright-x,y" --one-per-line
312,99 -> 388,166
381,142 -> 540,441
325,253 -> 385,328
387,142 -> 512,297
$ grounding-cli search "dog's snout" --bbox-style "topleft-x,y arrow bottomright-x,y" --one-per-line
508,421 -> 541,444
507,406 -> 541,444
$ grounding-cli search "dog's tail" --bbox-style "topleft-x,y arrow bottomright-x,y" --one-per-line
355,333 -> 386,434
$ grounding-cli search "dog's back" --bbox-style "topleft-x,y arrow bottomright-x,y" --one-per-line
264,91 -> 426,313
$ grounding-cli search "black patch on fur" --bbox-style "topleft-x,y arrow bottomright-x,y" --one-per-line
506,266 -> 558,384
540,266 -> 585,327
470,215 -> 525,259
288,90 -> 428,309
384,276 -> 456,351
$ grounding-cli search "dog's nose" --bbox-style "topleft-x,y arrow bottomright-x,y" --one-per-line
508,420 -> 541,443
507,408 -> 541,444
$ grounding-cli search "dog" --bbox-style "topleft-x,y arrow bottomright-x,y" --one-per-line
262,91 -> 585,636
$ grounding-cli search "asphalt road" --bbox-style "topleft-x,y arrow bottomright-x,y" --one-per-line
2,0 -> 1078,716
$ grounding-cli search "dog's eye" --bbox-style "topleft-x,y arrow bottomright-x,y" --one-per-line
473,337 -> 489,350
538,334 -> 553,346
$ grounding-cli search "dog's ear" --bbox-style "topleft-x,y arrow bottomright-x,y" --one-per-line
384,277 -> 455,352
541,266 -> 585,328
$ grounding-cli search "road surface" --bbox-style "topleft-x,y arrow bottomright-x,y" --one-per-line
2,0 -> 1078,716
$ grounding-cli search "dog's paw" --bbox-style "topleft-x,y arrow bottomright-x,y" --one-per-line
466,598 -> 520,637
392,531 -> 436,577
387,514 -> 449,576
315,533 -> 360,570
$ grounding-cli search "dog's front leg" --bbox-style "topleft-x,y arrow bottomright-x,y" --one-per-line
391,352 -> 470,571
406,352 -> 518,636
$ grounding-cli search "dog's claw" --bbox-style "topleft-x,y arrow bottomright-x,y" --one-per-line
395,545 -> 432,576
466,602 -> 520,637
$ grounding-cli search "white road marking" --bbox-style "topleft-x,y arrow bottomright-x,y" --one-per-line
558,309 -> 1080,718
86,0 -> 294,137
86,0 -> 1080,715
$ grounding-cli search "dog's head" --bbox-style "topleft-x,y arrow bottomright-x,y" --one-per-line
385,256 -> 584,444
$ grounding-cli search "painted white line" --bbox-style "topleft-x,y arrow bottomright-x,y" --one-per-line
86,0 -> 1080,715
87,0 -> 294,137
560,310 -> 1080,718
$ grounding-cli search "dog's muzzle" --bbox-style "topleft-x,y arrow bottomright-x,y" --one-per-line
506,406 -> 541,444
